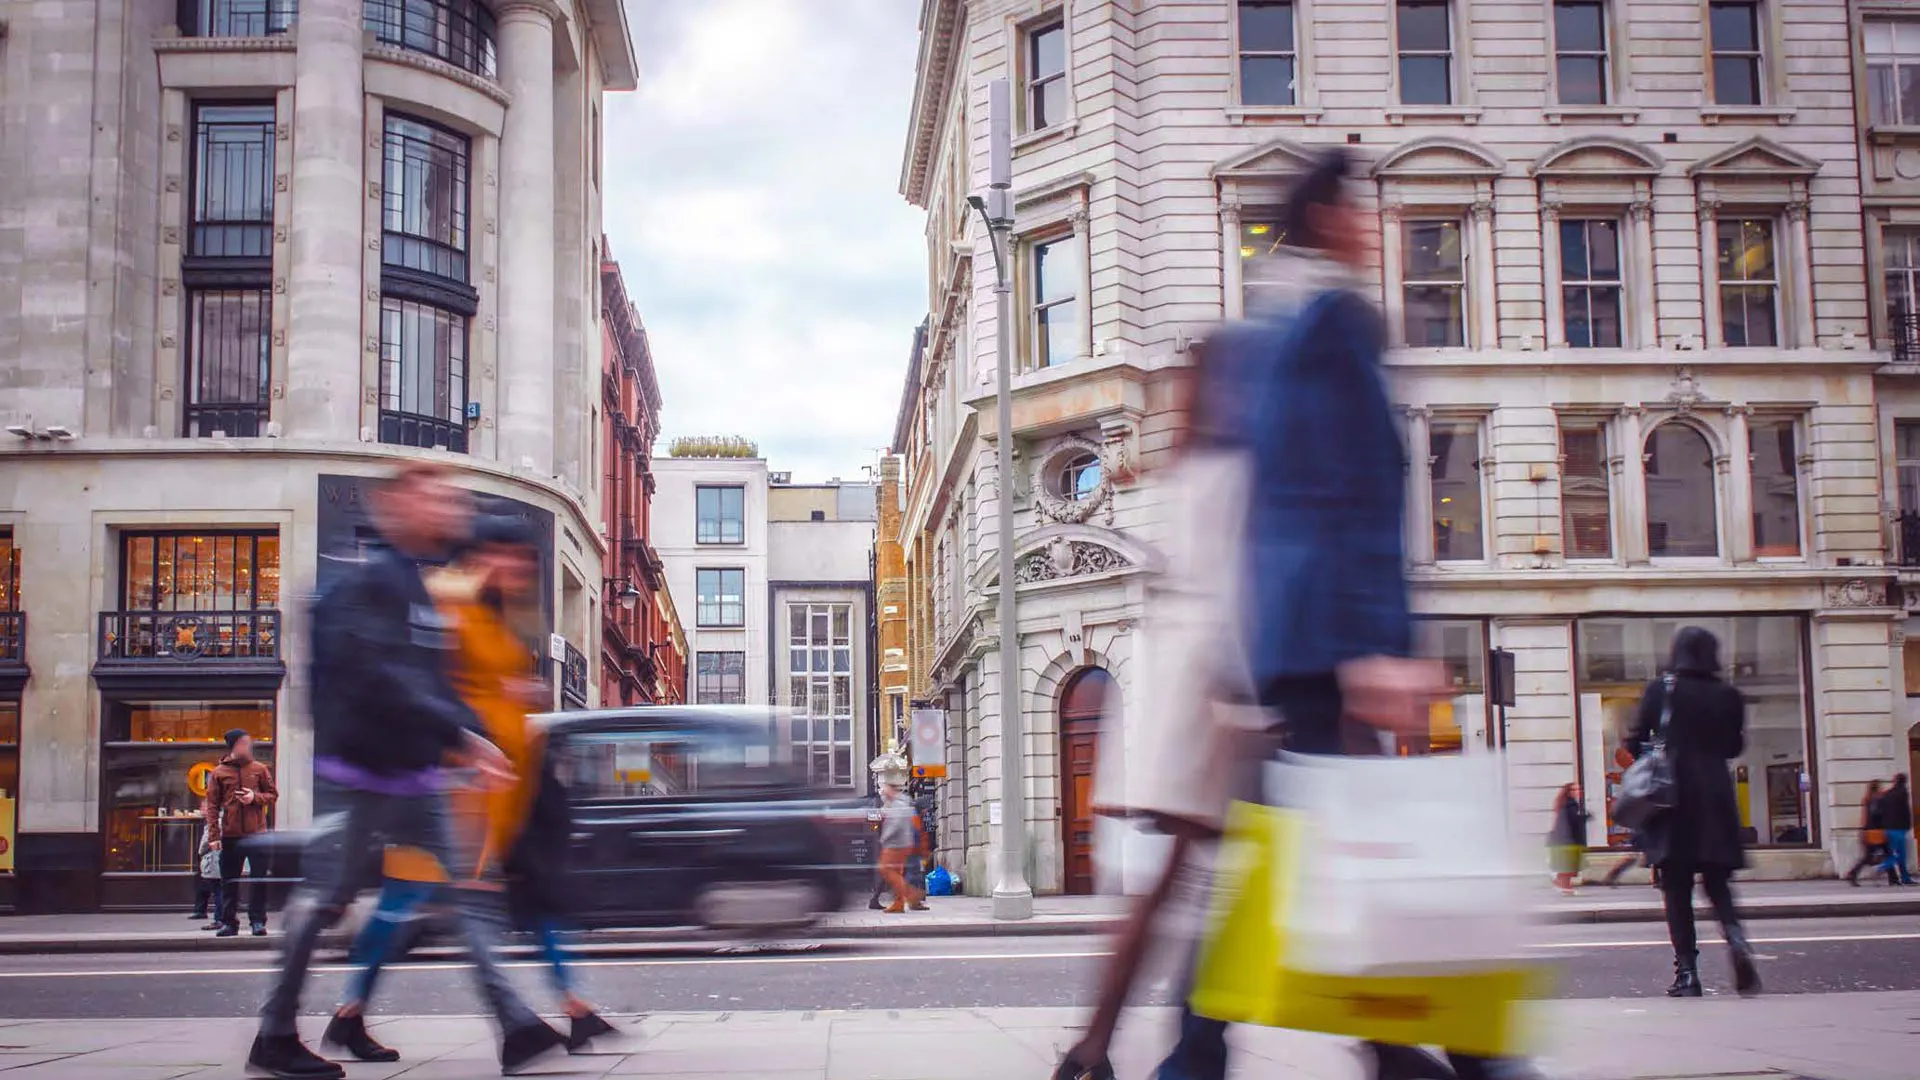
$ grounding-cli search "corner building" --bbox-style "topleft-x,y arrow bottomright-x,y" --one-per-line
898,0 -> 1903,894
0,0 -> 635,911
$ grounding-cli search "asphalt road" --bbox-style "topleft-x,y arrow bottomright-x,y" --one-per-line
2,917 -> 1917,1019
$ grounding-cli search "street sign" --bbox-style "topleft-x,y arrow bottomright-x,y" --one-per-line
910,708 -> 946,776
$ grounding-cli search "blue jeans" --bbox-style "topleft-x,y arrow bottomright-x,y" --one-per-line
1882,829 -> 1914,883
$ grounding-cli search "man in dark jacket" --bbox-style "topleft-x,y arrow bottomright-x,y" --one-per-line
1878,773 -> 1914,885
208,728 -> 277,936
248,463 -> 561,1080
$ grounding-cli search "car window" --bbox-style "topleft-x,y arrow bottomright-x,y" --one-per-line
553,727 -> 797,800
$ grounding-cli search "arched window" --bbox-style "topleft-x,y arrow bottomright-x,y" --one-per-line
1644,422 -> 1719,557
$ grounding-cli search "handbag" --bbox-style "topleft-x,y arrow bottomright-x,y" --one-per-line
1864,829 -> 1888,847
1611,673 -> 1678,831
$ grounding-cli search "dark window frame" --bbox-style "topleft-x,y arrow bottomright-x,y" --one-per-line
1395,0 -> 1454,106
1552,0 -> 1610,106
178,0 -> 295,37
183,288 -> 272,438
1236,0 -> 1298,107
188,103 -> 276,261
117,529 -> 280,613
377,296 -> 470,453
1643,421 -> 1721,558
363,0 -> 498,80
695,486 -> 747,545
1708,0 -> 1765,107
696,650 -> 747,704
695,568 -> 747,628
381,113 -> 474,293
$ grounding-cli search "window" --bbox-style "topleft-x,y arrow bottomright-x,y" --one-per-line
190,105 -> 275,259
1030,236 -> 1078,367
1560,219 -> 1622,348
1560,420 -> 1613,559
378,297 -> 469,451
1884,228 -> 1920,357
1403,619 -> 1487,755
1576,617 -> 1811,847
103,700 -> 275,873
552,727 -> 781,800
1900,422 -> 1920,513
1644,423 -> 1718,557
695,651 -> 746,704
382,115 -> 471,284
1748,418 -> 1800,557
0,530 -> 20,667
1240,217 -> 1289,308
182,0 -> 295,37
120,531 -> 280,612
1552,1 -> 1609,105
1403,219 -> 1466,347
1429,422 -> 1483,561
695,568 -> 746,628
1708,0 -> 1764,107
1025,18 -> 1068,130
1717,218 -> 1778,348
696,486 -> 746,545
185,290 -> 271,438
363,0 -> 497,79
1396,0 -> 1453,106
1866,20 -> 1920,127
1237,1 -> 1297,107
1057,452 -> 1102,502
787,603 -> 854,786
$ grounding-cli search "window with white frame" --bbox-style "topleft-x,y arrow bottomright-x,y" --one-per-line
1395,0 -> 1453,106
1717,217 -> 1778,347
695,568 -> 745,628
1237,1 -> 1297,106
1866,20 -> 1920,127
1560,218 -> 1623,348
1024,16 -> 1068,132
1029,235 -> 1078,367
1748,417 -> 1801,558
1708,0 -> 1765,106
1559,418 -> 1613,559
1403,219 -> 1467,347
786,603 -> 853,786
1552,1 -> 1609,105
1645,422 -> 1719,557
1429,421 -> 1484,561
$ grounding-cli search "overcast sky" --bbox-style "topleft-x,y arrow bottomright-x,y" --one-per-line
602,0 -> 928,483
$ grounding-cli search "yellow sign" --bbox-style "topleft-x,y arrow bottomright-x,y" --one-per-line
0,795 -> 14,872
187,761 -> 215,799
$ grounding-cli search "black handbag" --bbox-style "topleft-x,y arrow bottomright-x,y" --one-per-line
1612,673 -> 1678,831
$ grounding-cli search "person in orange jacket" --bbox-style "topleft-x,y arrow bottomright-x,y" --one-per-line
874,782 -> 929,913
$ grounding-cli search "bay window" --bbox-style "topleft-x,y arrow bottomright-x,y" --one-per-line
378,113 -> 475,453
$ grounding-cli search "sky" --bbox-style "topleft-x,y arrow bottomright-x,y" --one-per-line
602,0 -> 930,483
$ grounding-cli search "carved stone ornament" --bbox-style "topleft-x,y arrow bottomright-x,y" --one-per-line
1013,541 -> 1132,584
1032,435 -> 1118,526
1826,578 -> 1887,609
1665,367 -> 1705,414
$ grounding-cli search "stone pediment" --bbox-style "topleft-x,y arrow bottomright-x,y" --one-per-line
1373,136 -> 1504,180
983,525 -> 1154,589
1212,135 -> 1325,181
1687,136 -> 1820,180
1532,135 -> 1663,178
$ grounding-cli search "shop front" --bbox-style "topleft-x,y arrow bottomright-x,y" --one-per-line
1,529 -> 23,908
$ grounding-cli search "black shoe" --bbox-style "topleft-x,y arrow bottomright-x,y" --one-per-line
868,897 -> 885,910
252,924 -> 268,937
1666,963 -> 1703,998
202,921 -> 223,931
190,910 -> 208,920
246,1034 -> 345,1079
1366,1042 -> 1458,1080
1725,926 -> 1761,997
1053,1053 -> 1116,1080
566,1011 -> 617,1052
321,1012 -> 400,1063
216,924 -> 240,938
500,1021 -> 567,1074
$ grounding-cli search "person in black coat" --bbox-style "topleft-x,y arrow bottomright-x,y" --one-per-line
1845,779 -> 1889,886
1626,626 -> 1759,998
505,754 -> 617,1049
1875,774 -> 1915,885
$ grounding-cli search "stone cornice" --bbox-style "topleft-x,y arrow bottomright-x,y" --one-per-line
153,34 -> 297,54
900,0 -> 964,206
366,43 -> 512,107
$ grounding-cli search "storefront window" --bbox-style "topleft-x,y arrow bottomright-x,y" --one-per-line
1403,619 -> 1486,756
103,700 -> 273,872
121,530 -> 280,611
1576,616 -> 1811,849
0,703 -> 17,874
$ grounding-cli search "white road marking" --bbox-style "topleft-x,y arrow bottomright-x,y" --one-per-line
1529,931 -> 1920,950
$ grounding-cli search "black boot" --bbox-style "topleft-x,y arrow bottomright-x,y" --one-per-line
500,1020 -> 567,1074
246,1034 -> 345,1079
1367,1042 -> 1458,1080
566,1011 -> 617,1053
321,1012 -> 400,1062
1666,957 -> 1703,998
1725,925 -> 1761,997
1052,1053 -> 1116,1080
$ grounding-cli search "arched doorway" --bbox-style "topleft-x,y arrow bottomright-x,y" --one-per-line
1059,667 -> 1112,896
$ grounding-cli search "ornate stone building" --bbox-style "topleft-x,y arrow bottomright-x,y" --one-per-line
898,0 -> 1905,894
0,0 -> 634,910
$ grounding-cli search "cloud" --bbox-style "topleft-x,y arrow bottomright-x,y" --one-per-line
604,0 -> 926,482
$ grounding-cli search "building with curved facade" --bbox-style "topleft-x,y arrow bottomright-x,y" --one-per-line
0,0 -> 634,911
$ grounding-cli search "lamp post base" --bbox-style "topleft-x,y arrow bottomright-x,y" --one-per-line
991,886 -> 1034,921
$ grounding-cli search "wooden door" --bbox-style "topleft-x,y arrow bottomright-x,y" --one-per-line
1059,668 -> 1111,896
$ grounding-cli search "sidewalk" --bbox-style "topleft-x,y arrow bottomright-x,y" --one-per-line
0,993 -> 1910,1079
0,879 -> 1912,955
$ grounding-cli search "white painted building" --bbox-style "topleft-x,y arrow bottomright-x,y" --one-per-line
653,457 -> 880,790
0,0 -> 633,911
898,0 -> 1905,895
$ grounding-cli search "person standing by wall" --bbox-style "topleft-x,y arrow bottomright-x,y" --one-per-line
192,792 -> 220,929
1877,774 -> 1914,886
208,729 -> 277,937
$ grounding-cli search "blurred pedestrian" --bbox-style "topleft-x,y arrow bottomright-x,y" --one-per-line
1626,626 -> 1759,999
1152,147 -> 1538,1080
1844,779 -> 1888,886
1548,783 -> 1588,896
209,728 -> 277,937
247,462 -> 552,1080
1877,774 -> 1914,886
875,782 -> 928,913
192,792 -> 220,929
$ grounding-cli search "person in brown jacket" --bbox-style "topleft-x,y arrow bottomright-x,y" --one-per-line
209,728 -> 278,937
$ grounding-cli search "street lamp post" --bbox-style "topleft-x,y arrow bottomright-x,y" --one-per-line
967,77 -> 1033,920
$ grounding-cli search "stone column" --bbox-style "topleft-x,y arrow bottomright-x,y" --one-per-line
1629,199 -> 1657,349
1071,202 -> 1093,361
1617,405 -> 1650,564
1699,196 -> 1724,350
1787,199 -> 1816,349
1725,405 -> 1756,563
1220,198 -> 1244,320
495,0 -> 560,475
1381,204 -> 1406,347
1405,406 -> 1435,565
283,0 -> 367,441
1471,199 -> 1498,350
1540,200 -> 1565,349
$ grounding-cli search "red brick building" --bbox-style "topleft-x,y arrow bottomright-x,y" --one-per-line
599,242 -> 685,706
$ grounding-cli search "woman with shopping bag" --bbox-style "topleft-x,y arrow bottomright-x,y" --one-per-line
1154,148 -> 1542,1080
1625,626 -> 1758,998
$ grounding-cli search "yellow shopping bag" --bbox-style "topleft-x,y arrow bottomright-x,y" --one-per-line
1190,800 -> 1543,1059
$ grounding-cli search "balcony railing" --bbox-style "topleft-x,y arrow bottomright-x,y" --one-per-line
184,404 -> 269,439
98,610 -> 281,663
379,410 -> 469,453
1895,310 -> 1920,365
1899,511 -> 1920,568
0,612 -> 22,664
364,0 -> 498,80
179,0 -> 296,37
560,639 -> 589,709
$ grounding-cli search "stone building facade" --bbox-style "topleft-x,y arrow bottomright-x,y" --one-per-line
898,0 -> 1906,895
0,0 -> 634,911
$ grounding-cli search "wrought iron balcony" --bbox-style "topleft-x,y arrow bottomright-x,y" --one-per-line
364,0 -> 498,80
1896,310 -> 1920,365
379,410 -> 469,453
99,610 -> 280,663
1899,511 -> 1920,568
560,639 -> 589,709
179,0 -> 296,36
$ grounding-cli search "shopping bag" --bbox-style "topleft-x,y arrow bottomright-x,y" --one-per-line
1189,753 -> 1545,1058
199,847 -> 221,880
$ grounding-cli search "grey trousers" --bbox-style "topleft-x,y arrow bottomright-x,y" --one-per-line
258,780 -> 539,1038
